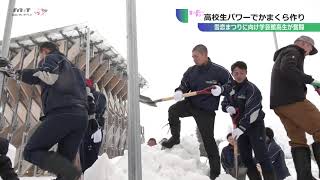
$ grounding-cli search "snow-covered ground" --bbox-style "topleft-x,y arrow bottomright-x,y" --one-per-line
84,135 -> 233,180
2,135 -> 319,180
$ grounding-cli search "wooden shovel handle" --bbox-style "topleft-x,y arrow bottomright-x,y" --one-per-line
159,92 -> 198,102
152,86 -> 214,103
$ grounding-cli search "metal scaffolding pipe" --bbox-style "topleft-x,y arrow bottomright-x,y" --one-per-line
0,0 -> 16,99
273,32 -> 279,50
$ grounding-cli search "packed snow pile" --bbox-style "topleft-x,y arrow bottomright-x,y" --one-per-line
84,135 -> 236,180
11,135 -> 318,180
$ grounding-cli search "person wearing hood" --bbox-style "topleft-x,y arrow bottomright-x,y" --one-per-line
13,42 -> 88,180
265,127 -> 290,180
221,61 -> 276,180
161,44 -> 232,180
80,79 -> 107,173
270,36 -> 320,180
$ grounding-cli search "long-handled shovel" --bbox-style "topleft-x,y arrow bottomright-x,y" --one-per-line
231,109 -> 240,179
141,86 -> 215,107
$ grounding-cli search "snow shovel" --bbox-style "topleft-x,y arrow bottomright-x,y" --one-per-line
139,95 -> 157,107
231,109 -> 240,179
143,85 -> 216,107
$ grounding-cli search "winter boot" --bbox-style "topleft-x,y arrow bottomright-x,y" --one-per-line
246,167 -> 262,180
209,171 -> 219,180
259,160 -> 276,180
162,122 -> 180,148
312,142 -> 320,178
40,152 -> 81,180
209,159 -> 220,180
291,147 -> 313,180
262,171 -> 276,180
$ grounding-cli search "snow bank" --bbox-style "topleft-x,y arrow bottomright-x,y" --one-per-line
85,135 -> 235,180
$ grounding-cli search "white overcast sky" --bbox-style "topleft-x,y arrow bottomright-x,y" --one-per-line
1,0 -> 320,145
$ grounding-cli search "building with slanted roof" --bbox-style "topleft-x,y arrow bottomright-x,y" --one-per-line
0,24 -> 147,176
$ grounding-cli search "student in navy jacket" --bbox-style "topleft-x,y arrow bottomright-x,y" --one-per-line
161,44 -> 232,180
80,79 -> 107,173
221,133 -> 247,180
265,127 -> 290,180
221,61 -> 276,180
16,42 -> 88,180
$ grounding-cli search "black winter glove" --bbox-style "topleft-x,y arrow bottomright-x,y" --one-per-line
0,137 -> 9,155
0,57 -> 9,67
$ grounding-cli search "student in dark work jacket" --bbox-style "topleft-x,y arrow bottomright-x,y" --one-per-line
13,42 -> 88,180
265,127 -> 290,180
161,44 -> 232,180
221,133 -> 247,180
270,36 -> 320,180
221,61 -> 276,180
80,79 -> 107,173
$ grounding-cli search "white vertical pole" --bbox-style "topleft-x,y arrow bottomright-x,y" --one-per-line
126,0 -> 142,179
0,0 -> 16,99
85,27 -> 90,79
273,32 -> 279,50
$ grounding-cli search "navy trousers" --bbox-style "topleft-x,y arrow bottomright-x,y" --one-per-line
23,107 -> 88,169
237,120 -> 274,173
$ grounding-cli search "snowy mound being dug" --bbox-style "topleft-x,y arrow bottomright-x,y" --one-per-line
84,135 -> 235,180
